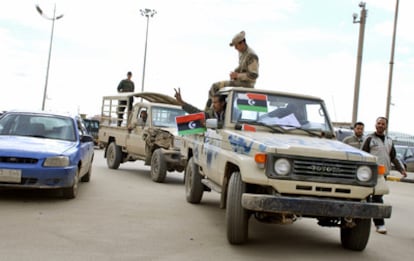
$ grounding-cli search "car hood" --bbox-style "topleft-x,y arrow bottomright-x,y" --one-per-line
220,130 -> 376,162
0,136 -> 76,158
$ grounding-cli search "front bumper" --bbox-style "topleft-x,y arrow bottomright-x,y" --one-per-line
160,148 -> 186,167
242,193 -> 392,219
0,166 -> 77,189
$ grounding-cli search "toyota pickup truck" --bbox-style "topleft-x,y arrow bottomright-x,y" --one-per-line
179,87 -> 391,251
98,92 -> 187,182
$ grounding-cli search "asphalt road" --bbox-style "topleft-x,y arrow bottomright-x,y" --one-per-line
0,149 -> 413,261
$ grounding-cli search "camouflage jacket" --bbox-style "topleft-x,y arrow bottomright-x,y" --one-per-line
234,46 -> 259,84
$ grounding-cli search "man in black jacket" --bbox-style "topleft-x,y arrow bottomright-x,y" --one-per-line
117,71 -> 135,126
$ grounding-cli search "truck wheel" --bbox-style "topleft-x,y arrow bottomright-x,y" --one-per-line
226,171 -> 249,244
340,218 -> 371,251
150,148 -> 167,183
185,157 -> 204,203
107,142 -> 122,169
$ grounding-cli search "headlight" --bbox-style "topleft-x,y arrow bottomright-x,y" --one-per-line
356,166 -> 372,182
44,156 -> 70,167
274,158 -> 291,176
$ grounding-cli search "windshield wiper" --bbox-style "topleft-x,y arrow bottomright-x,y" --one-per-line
281,125 -> 321,137
235,120 -> 284,134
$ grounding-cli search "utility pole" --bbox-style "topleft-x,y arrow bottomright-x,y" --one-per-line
385,0 -> 399,127
351,2 -> 367,125
36,4 -> 64,111
140,8 -> 157,93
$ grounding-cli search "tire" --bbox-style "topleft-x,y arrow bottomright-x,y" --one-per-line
185,157 -> 204,204
106,142 -> 122,169
62,169 -> 79,199
150,148 -> 167,183
340,218 -> 371,251
226,171 -> 249,244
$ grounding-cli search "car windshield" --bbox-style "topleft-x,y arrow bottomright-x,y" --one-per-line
231,91 -> 333,133
151,106 -> 187,128
0,113 -> 76,141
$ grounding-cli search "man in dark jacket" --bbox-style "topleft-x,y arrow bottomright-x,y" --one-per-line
117,71 -> 135,126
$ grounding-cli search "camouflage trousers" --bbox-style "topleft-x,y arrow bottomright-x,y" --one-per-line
205,80 -> 255,110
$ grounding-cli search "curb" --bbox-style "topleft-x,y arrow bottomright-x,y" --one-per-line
386,176 -> 414,183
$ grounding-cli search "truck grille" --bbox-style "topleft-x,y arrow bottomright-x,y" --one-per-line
293,159 -> 356,180
266,156 -> 377,187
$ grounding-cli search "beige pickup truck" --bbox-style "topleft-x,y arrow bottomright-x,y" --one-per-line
180,87 -> 391,251
98,92 -> 187,183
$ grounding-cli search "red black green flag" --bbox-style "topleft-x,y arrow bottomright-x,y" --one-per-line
237,93 -> 268,112
176,112 -> 206,135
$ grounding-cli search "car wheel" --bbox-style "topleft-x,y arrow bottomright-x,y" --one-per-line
150,148 -> 167,183
62,169 -> 79,199
226,171 -> 249,244
185,157 -> 204,204
340,218 -> 371,251
106,142 -> 122,169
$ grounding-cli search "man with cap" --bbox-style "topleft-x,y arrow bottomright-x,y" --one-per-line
117,71 -> 135,126
205,31 -> 259,110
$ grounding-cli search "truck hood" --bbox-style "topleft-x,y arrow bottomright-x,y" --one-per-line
222,130 -> 375,162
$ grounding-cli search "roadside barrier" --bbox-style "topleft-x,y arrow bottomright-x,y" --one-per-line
386,176 -> 414,183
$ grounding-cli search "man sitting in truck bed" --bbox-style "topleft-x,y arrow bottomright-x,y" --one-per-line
174,88 -> 226,126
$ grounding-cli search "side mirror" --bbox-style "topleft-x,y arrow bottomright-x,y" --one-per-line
81,135 -> 94,143
206,118 -> 218,129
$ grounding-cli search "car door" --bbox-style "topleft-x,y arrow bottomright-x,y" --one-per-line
126,106 -> 147,156
405,147 -> 414,172
77,119 -> 94,175
199,128 -> 224,184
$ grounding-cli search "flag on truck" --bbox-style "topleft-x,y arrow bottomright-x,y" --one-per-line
237,93 -> 268,112
176,112 -> 206,135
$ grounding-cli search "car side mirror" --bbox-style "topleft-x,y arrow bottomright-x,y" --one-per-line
206,118 -> 218,129
81,135 -> 94,143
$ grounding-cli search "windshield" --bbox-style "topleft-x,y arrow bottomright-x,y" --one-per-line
151,106 -> 187,128
231,91 -> 333,133
0,113 -> 76,141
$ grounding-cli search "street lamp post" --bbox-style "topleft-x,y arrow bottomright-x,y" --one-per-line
140,8 -> 157,93
351,2 -> 367,125
385,0 -> 400,127
36,4 -> 63,111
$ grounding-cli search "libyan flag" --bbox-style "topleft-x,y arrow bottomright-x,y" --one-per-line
176,112 -> 206,135
237,93 -> 268,112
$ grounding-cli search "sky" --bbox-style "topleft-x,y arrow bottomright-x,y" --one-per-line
1,0 -> 413,133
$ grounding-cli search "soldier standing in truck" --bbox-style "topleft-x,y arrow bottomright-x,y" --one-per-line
117,71 -> 135,126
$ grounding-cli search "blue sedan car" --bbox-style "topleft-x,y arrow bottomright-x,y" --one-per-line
0,110 -> 94,199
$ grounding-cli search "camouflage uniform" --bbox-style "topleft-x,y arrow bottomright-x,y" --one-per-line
206,31 -> 259,109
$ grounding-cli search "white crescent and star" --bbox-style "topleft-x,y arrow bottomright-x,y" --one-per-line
248,99 -> 255,105
188,121 -> 197,129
